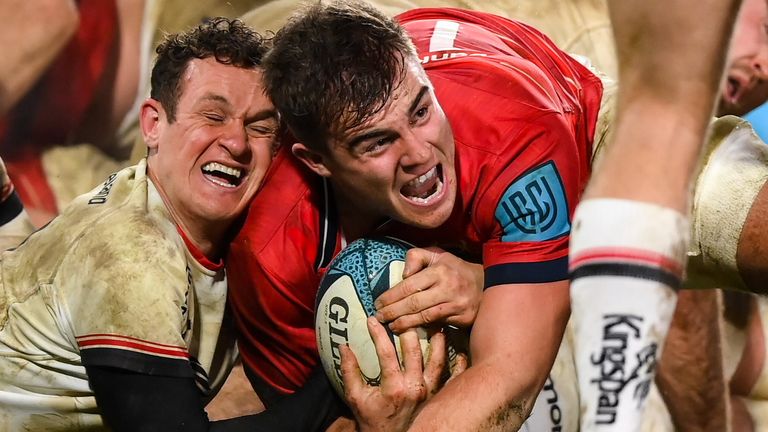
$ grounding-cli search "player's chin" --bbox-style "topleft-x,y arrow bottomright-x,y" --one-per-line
396,200 -> 453,229
199,196 -> 249,224
399,191 -> 454,227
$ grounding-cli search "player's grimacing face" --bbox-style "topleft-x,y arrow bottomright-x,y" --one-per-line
720,0 -> 768,116
148,58 -> 278,231
325,58 -> 457,230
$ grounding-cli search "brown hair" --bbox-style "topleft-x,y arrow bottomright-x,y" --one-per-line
150,17 -> 269,122
263,0 -> 418,151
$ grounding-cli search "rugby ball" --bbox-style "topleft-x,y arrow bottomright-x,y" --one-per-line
315,237 -> 432,397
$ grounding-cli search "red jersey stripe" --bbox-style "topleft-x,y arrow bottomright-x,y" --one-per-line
76,334 -> 189,359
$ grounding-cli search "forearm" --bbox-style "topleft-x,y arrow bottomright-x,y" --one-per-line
0,187 -> 34,250
89,363 -> 346,432
205,362 -> 264,420
409,358 -> 542,431
737,181 -> 768,292
656,290 -> 728,431
0,0 -> 78,113
409,282 -> 569,431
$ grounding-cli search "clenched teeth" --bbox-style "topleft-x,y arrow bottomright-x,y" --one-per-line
202,162 -> 244,188
202,162 -> 242,179
208,177 -> 236,188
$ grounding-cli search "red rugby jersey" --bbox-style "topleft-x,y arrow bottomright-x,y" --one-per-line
227,7 -> 603,394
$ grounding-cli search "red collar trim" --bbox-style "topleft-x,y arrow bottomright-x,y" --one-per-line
176,226 -> 224,271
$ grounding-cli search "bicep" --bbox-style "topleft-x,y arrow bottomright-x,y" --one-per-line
737,180 -> 768,293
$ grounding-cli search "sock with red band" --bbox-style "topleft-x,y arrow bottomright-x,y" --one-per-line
569,198 -> 689,431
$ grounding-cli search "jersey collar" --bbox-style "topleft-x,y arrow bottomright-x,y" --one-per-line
176,225 -> 224,271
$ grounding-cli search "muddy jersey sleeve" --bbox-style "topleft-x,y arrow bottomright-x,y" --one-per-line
61,218 -> 194,378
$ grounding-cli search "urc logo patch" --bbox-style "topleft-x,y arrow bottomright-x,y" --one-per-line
494,161 -> 570,242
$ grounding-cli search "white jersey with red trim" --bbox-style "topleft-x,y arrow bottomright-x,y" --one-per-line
0,159 -> 237,431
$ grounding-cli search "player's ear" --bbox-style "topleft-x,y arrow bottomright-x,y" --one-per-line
140,98 -> 163,151
292,142 -> 332,177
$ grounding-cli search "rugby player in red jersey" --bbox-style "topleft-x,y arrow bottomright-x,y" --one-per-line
228,2 -> 602,429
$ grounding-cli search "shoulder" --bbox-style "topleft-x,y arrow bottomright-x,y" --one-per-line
5,163 -> 167,272
400,8 -> 601,117
421,51 -> 573,129
63,208 -> 185,286
228,149 -> 331,299
60,211 -> 188,332
77,165 -> 177,259
233,147 -> 321,254
697,115 -> 766,182
706,115 -> 754,149
59,164 -> 186,290
397,8 -> 535,40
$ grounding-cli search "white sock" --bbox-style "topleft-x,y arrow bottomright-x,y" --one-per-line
569,198 -> 689,431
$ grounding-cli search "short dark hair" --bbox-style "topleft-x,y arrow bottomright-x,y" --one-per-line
263,0 -> 418,151
151,17 -> 269,122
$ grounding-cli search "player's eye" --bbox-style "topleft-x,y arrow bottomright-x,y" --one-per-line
203,112 -> 225,122
365,138 -> 391,153
247,122 -> 277,138
410,105 -> 430,125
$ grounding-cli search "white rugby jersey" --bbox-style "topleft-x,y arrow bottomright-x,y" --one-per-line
0,159 -> 237,430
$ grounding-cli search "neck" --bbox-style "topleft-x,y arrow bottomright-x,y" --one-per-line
176,222 -> 221,260
333,186 -> 384,243
147,169 -> 224,261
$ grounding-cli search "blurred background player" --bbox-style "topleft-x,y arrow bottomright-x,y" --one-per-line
0,0 -> 263,227
568,0 -> 743,430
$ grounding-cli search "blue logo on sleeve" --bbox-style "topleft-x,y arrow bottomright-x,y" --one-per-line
494,161 -> 570,242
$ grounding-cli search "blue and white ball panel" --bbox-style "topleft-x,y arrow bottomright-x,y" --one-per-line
316,238 -> 429,397
494,161 -> 570,243
316,238 -> 411,315
316,270 -> 390,396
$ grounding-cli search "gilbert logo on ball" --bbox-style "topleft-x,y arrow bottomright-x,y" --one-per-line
315,237 -> 433,397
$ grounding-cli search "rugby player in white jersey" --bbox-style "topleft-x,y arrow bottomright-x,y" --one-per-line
0,17 -> 382,431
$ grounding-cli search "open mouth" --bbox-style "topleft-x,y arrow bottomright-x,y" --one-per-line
400,165 -> 444,205
202,162 -> 243,188
725,76 -> 743,105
